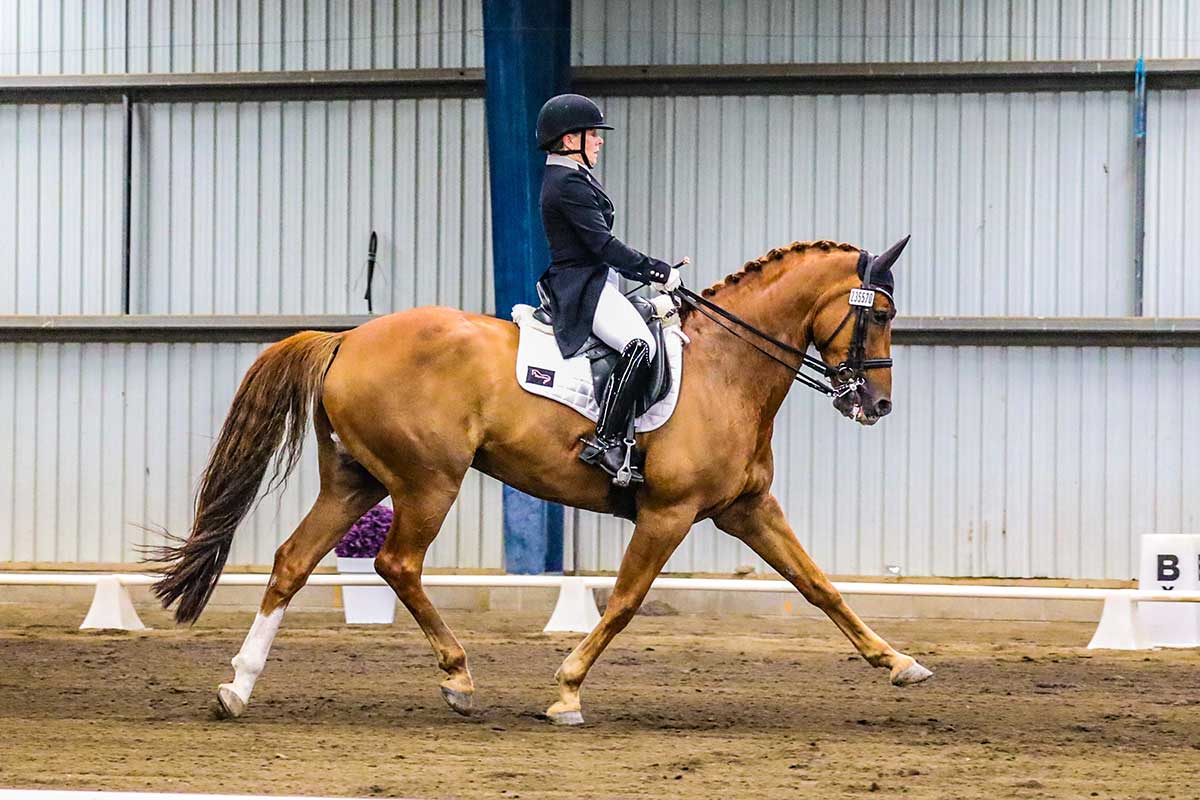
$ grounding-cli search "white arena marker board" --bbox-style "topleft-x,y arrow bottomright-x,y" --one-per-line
1139,534 -> 1200,648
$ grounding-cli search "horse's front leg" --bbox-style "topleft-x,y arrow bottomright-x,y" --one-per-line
546,506 -> 693,725
715,492 -> 932,686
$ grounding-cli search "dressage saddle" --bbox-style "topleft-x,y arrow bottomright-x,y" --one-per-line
533,283 -> 672,416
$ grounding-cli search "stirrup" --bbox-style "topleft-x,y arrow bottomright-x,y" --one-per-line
613,436 -> 642,488
578,436 -> 644,487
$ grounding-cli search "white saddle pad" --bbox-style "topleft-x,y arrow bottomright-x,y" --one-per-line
511,303 -> 688,433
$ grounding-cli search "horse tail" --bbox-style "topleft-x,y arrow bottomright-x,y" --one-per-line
149,330 -> 344,624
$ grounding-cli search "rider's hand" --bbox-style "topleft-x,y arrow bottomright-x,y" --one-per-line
657,267 -> 682,292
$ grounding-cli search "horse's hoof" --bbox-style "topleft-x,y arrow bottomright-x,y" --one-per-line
216,684 -> 246,719
891,661 -> 933,687
547,709 -> 585,726
440,685 -> 474,716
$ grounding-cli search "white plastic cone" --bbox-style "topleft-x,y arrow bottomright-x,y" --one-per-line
543,577 -> 601,633
1087,593 -> 1146,650
80,575 -> 147,631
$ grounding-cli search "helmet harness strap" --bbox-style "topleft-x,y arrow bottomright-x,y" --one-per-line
552,129 -> 593,169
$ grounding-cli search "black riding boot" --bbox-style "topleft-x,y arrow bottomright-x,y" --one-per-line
579,339 -> 650,486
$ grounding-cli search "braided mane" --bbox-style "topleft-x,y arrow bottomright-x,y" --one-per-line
700,240 -> 859,298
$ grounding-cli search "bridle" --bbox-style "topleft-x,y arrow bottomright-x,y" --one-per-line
812,250 -> 896,388
674,250 -> 894,399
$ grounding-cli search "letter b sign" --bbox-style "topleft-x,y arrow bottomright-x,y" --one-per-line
1157,554 -> 1180,583
1139,534 -> 1200,648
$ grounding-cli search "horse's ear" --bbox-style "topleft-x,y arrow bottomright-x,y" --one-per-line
872,235 -> 910,273
866,234 -> 909,292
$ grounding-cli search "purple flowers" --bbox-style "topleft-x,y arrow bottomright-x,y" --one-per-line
334,505 -> 394,558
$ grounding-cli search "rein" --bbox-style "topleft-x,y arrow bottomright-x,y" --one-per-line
672,250 -> 894,398
675,287 -> 841,396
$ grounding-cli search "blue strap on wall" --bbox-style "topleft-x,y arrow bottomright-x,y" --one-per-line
1133,56 -> 1147,316
483,0 -> 570,574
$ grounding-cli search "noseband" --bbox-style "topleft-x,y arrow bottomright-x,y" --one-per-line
675,249 -> 894,399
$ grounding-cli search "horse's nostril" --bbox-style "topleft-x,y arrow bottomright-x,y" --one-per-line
875,399 -> 893,417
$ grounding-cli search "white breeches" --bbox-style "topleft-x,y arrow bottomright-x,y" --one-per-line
591,270 -> 656,360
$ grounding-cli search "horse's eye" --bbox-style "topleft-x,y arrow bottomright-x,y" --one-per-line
873,310 -> 890,324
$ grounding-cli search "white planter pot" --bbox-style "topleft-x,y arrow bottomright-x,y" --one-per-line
336,557 -> 396,624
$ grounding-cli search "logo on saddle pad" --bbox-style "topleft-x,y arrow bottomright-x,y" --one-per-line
526,366 -> 556,387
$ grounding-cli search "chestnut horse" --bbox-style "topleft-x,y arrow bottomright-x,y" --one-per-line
152,238 -> 930,725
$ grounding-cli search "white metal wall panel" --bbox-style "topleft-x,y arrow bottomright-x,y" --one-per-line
571,0 -> 1200,65
1143,88 -> 1200,316
592,92 -> 1135,317
130,97 -> 491,315
0,0 -> 484,74
0,341 -> 504,568
569,344 -> 1200,581
0,102 -> 126,314
0,98 -> 492,317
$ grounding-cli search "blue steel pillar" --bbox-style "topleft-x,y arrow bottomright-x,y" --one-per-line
483,0 -> 570,573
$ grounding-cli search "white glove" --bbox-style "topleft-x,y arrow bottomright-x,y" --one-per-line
656,267 -> 682,292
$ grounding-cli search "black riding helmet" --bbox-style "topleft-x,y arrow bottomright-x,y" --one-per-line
536,93 -> 613,168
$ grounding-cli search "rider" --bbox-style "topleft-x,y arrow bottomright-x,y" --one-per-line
535,93 -> 686,484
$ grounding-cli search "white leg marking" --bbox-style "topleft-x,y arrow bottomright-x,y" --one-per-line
224,607 -> 285,708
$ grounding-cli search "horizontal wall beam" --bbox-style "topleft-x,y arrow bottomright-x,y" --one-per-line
0,69 -> 485,103
0,315 -> 371,342
894,316 -> 1200,347
3,315 -> 1200,346
3,59 -> 1198,105
575,59 -> 1200,96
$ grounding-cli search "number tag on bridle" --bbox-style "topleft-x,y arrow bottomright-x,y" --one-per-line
849,288 -> 876,307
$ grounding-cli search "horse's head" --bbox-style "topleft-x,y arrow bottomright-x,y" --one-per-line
809,236 -> 909,426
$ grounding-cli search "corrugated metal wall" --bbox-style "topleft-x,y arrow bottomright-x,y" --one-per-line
5,0 -> 1195,72
0,0 -> 485,73
0,1 -> 503,568
562,2 -> 1200,579
0,102 -> 126,314
0,97 -> 493,316
571,344 -> 1200,580
590,91 -> 1140,317
0,341 -> 503,568
568,87 -> 1200,575
1143,88 -> 1200,316
572,0 -> 1200,64
2,1 -> 1198,578
132,97 -> 492,315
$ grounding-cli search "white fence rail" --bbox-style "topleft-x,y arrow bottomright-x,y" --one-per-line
1,572 -> 1198,651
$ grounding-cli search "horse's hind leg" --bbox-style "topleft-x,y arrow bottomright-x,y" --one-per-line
373,474 -> 475,715
714,492 -> 932,686
217,421 -> 385,718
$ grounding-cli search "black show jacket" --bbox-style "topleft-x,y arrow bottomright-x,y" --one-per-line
538,157 -> 671,356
